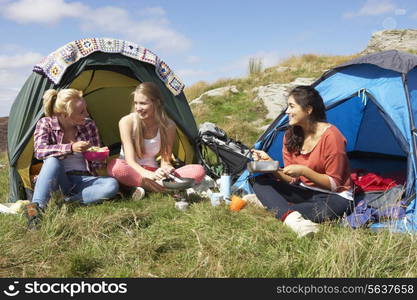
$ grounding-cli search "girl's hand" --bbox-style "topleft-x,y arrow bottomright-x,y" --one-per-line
72,141 -> 90,152
282,164 -> 306,178
161,165 -> 175,175
142,170 -> 158,181
153,167 -> 171,180
251,149 -> 272,161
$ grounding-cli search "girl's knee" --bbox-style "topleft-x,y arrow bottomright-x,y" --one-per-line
193,165 -> 206,183
107,159 -> 132,176
106,158 -> 120,176
42,157 -> 62,169
176,164 -> 205,184
88,178 -> 119,202
107,160 -> 141,187
102,177 -> 120,197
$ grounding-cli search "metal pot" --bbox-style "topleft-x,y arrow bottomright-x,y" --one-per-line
247,161 -> 280,173
162,177 -> 195,190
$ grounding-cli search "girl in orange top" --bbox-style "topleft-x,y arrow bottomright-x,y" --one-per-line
252,86 -> 353,237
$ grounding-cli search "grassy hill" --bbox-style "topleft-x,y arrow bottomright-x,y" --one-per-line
185,54 -> 358,146
1,54 -> 417,278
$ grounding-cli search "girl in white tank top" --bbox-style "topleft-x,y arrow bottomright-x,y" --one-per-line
119,113 -> 161,168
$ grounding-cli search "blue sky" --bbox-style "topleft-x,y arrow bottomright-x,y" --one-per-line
0,0 -> 416,116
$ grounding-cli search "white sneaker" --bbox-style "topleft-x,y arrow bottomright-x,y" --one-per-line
283,211 -> 319,238
0,200 -> 30,214
132,187 -> 145,201
242,194 -> 264,208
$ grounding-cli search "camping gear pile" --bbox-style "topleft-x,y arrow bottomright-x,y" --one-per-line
346,170 -> 406,228
197,122 -> 251,180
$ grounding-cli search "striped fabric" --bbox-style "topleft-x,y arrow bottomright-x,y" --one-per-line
33,116 -> 104,173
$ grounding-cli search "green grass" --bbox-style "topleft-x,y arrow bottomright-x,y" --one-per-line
192,91 -> 268,146
1,154 -> 417,278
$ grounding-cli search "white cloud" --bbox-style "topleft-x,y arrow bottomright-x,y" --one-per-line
0,69 -> 32,116
186,56 -> 201,64
0,50 -> 43,116
395,8 -> 407,16
177,68 -> 210,80
137,6 -> 166,17
344,0 -> 396,18
1,1 -> 192,53
80,6 -> 132,32
0,52 -> 43,69
2,0 -> 88,24
80,6 -> 191,53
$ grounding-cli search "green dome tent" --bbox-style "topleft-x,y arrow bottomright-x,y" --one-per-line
7,38 -> 198,202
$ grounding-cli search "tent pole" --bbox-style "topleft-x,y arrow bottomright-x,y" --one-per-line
402,74 -> 417,162
402,73 -> 417,201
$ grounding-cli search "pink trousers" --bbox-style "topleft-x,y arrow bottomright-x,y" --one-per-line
107,158 -> 206,187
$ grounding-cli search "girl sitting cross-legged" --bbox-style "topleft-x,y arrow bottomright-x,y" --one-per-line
107,82 -> 205,199
251,86 -> 353,237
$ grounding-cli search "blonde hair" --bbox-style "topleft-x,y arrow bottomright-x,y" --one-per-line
42,88 -> 83,117
131,82 -> 171,159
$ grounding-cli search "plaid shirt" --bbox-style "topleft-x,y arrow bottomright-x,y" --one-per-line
34,116 -> 104,174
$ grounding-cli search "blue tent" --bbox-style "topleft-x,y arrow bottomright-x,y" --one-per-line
234,50 -> 417,233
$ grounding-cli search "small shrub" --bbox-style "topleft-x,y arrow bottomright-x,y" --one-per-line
248,57 -> 264,76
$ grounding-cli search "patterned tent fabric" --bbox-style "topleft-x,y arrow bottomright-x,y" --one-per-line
33,38 -> 185,95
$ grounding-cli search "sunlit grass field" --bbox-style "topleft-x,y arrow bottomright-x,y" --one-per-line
1,153 -> 416,277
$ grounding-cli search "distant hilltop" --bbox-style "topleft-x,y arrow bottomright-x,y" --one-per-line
0,117 -> 7,153
362,29 -> 417,54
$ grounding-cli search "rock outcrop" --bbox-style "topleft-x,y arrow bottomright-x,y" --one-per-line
362,29 -> 417,54
252,77 -> 316,120
190,85 -> 239,105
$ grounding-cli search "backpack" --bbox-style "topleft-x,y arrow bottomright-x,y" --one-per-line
197,122 -> 251,180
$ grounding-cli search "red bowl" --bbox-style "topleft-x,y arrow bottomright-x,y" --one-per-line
82,149 -> 109,161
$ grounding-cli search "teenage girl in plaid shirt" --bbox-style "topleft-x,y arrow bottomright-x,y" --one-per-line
25,89 -> 119,229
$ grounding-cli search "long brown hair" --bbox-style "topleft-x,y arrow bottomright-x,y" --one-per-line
285,86 -> 326,154
131,82 -> 171,159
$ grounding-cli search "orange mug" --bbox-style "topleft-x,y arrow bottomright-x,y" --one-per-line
229,195 -> 247,211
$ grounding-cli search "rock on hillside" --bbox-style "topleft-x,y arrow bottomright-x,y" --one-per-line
252,77 -> 316,120
190,85 -> 239,105
362,29 -> 417,54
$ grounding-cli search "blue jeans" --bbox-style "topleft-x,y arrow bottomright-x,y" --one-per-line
32,157 -> 119,208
